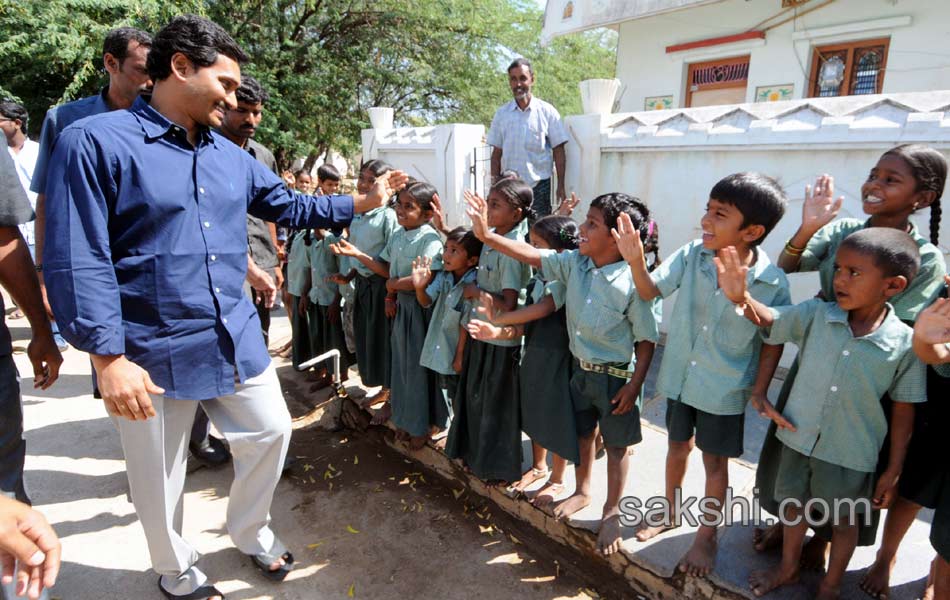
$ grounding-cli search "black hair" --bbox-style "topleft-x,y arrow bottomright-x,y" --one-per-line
146,15 -> 248,82
398,181 -> 438,213
531,215 -> 579,251
590,192 -> 651,234
881,144 -> 947,245
293,168 -> 312,181
0,101 -> 28,134
507,57 -> 533,76
839,228 -> 920,283
102,27 -> 152,63
643,218 -> 661,272
317,163 -> 340,183
709,172 -> 787,246
490,175 -> 535,223
234,74 -> 268,105
446,227 -> 483,260
360,159 -> 393,178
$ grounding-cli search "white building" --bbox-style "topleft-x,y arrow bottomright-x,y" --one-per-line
542,0 -> 950,111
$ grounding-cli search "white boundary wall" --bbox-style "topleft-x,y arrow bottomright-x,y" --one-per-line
563,91 -> 950,359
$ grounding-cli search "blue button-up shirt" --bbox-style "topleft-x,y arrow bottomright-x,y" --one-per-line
44,97 -> 356,400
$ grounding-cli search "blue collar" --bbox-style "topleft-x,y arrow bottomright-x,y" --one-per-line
130,97 -> 217,147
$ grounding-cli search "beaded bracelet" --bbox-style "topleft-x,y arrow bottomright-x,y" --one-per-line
783,239 -> 805,256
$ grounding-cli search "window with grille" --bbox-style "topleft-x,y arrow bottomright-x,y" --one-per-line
685,56 -> 750,107
809,38 -> 889,98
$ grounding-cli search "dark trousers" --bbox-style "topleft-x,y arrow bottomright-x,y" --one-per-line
531,178 -> 552,220
0,354 -> 29,504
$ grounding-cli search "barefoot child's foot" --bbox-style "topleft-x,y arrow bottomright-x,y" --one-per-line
816,579 -> 842,600
597,513 -> 625,556
753,523 -> 784,552
860,554 -> 896,599
553,491 -> 591,521
506,467 -> 549,496
370,402 -> 392,425
749,565 -> 800,597
530,480 -> 565,508
801,536 -> 829,572
360,389 -> 390,410
678,530 -> 718,577
636,522 -> 679,542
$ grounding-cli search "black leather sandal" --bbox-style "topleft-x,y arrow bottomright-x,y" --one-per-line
157,577 -> 225,600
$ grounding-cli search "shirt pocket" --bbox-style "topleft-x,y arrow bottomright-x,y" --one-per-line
588,299 -> 628,344
714,303 -> 758,353
526,122 -> 547,154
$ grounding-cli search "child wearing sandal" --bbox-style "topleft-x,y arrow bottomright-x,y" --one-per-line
445,175 -> 533,484
465,190 -> 660,557
617,173 -> 790,578
718,228 -> 927,600
467,215 -> 581,507
332,181 -> 444,449
412,227 -> 482,435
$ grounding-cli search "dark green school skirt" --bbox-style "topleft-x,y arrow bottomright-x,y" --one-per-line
520,307 -> 579,464
446,339 -> 522,482
306,302 -> 354,376
353,274 -> 391,388
755,358 -> 882,546
290,294 -> 312,369
389,294 -> 447,437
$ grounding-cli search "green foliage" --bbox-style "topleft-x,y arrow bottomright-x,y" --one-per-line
0,0 -> 616,168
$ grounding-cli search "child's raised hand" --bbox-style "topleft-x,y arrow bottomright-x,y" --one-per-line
713,246 -> 749,304
913,297 -> 950,345
802,174 -> 843,233
611,212 -> 644,264
466,319 -> 504,341
750,392 -> 796,432
556,192 -> 580,217
464,190 -> 490,240
430,195 -> 447,234
330,239 -> 360,258
411,256 -> 433,290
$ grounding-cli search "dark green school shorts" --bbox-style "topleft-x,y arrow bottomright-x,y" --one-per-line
570,365 -> 642,449
665,398 -> 745,458
774,443 -> 874,521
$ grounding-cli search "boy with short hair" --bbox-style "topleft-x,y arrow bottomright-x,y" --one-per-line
316,164 -> 341,195
465,190 -> 660,556
616,172 -> 790,577
717,228 -> 926,600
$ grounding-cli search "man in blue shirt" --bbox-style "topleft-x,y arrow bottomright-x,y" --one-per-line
44,15 -> 405,599
31,27 -> 153,353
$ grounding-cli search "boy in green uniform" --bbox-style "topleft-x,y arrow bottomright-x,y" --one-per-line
615,173 -> 790,577
717,228 -> 926,600
466,190 -> 660,556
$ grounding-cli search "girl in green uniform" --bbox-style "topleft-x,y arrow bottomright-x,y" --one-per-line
754,145 -> 947,582
446,175 -> 533,484
466,215 -> 579,506
332,182 -> 444,448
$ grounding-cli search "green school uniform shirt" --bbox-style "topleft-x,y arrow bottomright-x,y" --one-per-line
379,223 -> 444,277
797,218 -> 946,321
420,269 -> 477,375
764,299 -> 927,472
345,206 -> 399,278
474,220 -> 533,347
539,249 -> 661,367
308,232 -> 341,306
652,240 -> 791,415
286,230 -> 311,298
528,274 -> 567,310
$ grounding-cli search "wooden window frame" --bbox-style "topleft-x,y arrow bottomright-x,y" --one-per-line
685,55 -> 751,108
808,37 -> 890,98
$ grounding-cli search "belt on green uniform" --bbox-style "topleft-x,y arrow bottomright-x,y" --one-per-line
577,359 -> 634,380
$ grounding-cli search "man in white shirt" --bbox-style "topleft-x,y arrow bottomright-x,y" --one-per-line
487,58 -> 569,219
0,102 -> 40,252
